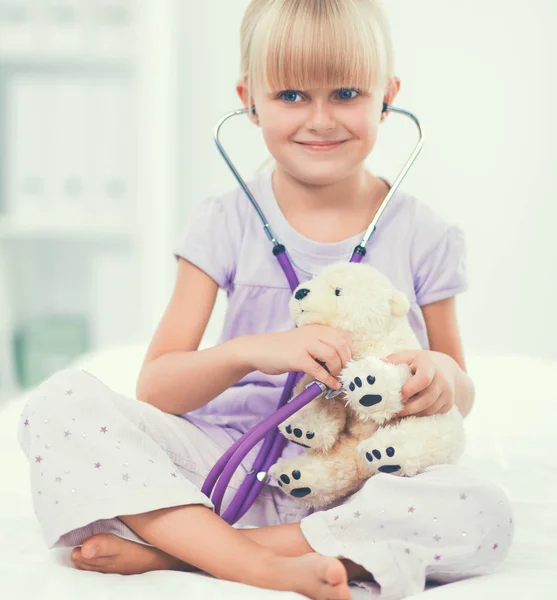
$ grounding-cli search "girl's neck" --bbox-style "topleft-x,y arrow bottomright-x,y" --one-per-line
270,166 -> 390,244
272,166 -> 378,213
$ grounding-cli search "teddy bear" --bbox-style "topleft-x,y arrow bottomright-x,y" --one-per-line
268,261 -> 466,509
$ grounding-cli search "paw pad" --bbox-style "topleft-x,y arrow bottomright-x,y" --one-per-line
277,469 -> 312,498
284,425 -> 315,448
365,446 -> 400,473
347,375 -> 382,407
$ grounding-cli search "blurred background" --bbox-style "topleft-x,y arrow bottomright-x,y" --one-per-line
0,0 -> 555,403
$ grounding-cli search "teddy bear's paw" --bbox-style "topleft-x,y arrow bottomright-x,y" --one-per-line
278,399 -> 346,452
269,458 -> 318,504
280,423 -> 317,449
269,455 -> 350,508
347,374 -> 383,407
276,468 -> 312,498
362,445 -> 401,474
357,425 -> 423,477
340,357 -> 408,423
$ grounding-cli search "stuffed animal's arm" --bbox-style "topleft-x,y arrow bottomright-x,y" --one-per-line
270,433 -> 364,507
340,356 -> 412,424
277,374 -> 347,453
357,407 -> 465,476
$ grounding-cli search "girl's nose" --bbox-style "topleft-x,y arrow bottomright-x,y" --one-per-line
295,288 -> 310,300
307,99 -> 335,131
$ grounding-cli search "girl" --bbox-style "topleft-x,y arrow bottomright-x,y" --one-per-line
17,1 -> 513,598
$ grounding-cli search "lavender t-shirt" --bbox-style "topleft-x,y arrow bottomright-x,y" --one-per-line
174,169 -> 467,446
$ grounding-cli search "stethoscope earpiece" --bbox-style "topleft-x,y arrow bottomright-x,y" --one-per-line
251,104 -> 257,117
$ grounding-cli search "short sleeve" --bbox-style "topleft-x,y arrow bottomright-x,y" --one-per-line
413,221 -> 468,307
173,195 -> 238,291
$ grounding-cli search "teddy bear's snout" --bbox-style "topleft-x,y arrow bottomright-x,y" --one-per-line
295,288 -> 310,300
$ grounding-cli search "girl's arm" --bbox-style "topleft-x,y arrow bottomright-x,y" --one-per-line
136,258 -> 253,415
421,296 -> 475,417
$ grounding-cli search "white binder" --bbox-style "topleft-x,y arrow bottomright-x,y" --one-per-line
0,0 -> 38,57
90,77 -> 132,224
51,76 -> 91,222
5,74 -> 55,223
90,0 -> 133,60
39,0 -> 87,57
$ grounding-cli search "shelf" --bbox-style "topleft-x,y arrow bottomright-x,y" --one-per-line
0,0 -> 180,389
0,215 -> 134,240
0,54 -> 132,72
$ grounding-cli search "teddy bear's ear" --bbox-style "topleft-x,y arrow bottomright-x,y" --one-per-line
390,289 -> 410,317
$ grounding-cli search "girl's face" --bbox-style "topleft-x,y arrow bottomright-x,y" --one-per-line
236,78 -> 400,185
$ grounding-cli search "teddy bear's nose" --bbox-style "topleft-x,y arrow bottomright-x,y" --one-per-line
295,288 -> 310,301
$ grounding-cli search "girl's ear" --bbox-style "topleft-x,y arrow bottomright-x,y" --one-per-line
235,77 -> 248,104
386,76 -> 401,103
236,78 -> 259,126
390,289 -> 410,317
381,76 -> 401,122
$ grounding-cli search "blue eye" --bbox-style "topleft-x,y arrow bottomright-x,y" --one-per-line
337,88 -> 359,100
277,88 -> 360,103
277,90 -> 302,103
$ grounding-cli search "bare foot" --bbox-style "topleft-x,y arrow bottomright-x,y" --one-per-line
241,524 -> 374,582
269,553 -> 351,600
70,533 -> 199,575
71,531 -> 372,586
71,534 -> 351,598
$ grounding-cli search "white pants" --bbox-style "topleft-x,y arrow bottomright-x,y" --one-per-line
17,368 -> 514,599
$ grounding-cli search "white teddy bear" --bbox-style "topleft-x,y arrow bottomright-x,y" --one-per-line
268,262 -> 465,508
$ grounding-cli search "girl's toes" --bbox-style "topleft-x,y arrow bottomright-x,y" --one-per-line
321,558 -> 351,600
70,553 -> 95,571
323,557 -> 348,587
76,561 -> 105,572
70,547 -> 85,565
71,533 -> 122,571
71,547 -> 80,561
81,533 -> 118,559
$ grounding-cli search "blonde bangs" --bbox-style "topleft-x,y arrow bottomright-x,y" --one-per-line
242,0 -> 393,101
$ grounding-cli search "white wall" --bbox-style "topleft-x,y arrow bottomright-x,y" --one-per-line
175,0 -> 557,360
384,0 -> 557,361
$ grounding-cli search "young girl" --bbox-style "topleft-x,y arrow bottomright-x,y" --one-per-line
17,1 -> 513,598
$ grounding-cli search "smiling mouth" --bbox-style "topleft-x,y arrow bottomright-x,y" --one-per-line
295,140 -> 348,151
296,140 -> 348,145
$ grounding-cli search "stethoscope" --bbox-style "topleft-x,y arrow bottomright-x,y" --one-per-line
201,101 -> 424,524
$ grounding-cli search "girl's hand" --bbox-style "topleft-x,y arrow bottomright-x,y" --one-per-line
236,325 -> 353,391
383,350 -> 457,417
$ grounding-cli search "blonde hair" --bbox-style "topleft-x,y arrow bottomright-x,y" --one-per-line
239,0 -> 395,173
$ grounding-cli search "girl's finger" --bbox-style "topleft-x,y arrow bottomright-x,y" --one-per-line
311,341 -> 343,377
384,350 -> 415,364
306,356 -> 342,390
397,383 -> 441,417
336,329 -> 354,347
400,362 -> 436,400
413,394 -> 448,417
318,332 -> 352,368
336,339 -> 352,368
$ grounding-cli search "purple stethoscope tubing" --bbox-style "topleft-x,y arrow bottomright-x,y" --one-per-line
201,101 -> 424,524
